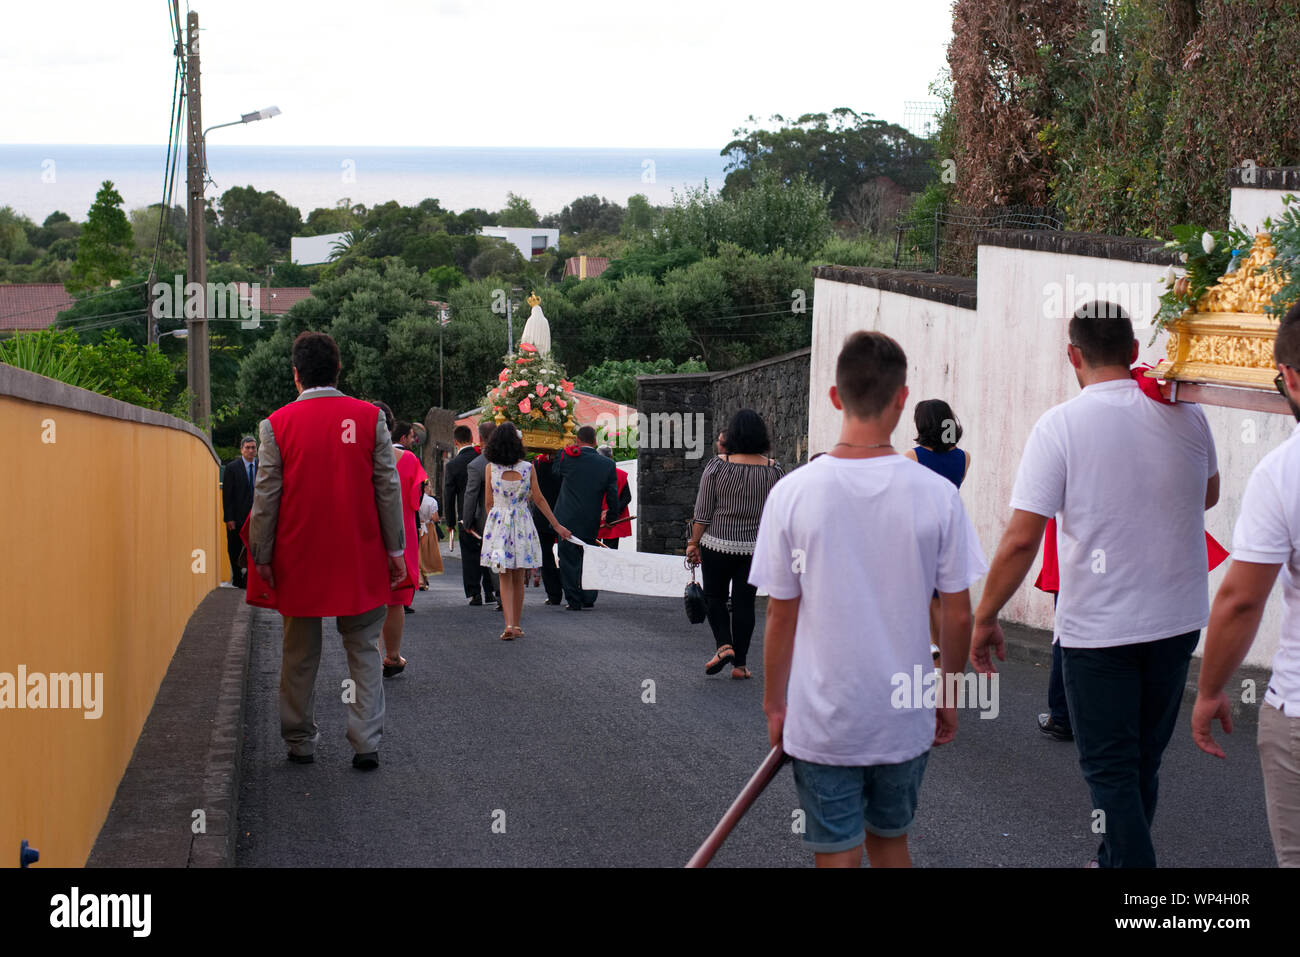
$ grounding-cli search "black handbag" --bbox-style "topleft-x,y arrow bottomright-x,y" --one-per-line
684,561 -> 707,624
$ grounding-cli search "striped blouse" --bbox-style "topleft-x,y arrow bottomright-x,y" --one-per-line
693,455 -> 785,555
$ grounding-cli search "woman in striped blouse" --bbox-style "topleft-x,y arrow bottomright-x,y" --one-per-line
686,409 -> 784,679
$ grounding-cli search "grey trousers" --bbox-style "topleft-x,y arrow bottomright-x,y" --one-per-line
280,605 -> 386,756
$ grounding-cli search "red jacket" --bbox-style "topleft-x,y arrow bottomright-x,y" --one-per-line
246,394 -> 398,617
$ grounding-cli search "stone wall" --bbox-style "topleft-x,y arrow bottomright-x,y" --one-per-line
634,348 -> 810,554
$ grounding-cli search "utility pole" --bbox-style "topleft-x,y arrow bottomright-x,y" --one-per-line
185,10 -> 210,432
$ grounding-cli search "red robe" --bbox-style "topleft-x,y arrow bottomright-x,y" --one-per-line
391,447 -> 426,607
597,467 -> 632,541
244,395 -> 395,617
1033,366 -> 1229,592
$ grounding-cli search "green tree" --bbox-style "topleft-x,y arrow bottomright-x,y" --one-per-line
216,185 -> 302,252
78,330 -> 175,409
574,357 -> 706,405
69,181 -> 134,291
494,192 -> 540,227
722,109 -> 933,219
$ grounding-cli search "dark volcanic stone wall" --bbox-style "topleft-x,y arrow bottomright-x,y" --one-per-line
635,349 -> 810,554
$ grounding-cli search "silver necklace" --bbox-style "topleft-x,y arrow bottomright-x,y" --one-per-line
833,442 -> 893,450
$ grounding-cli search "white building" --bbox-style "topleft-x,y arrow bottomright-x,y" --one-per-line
479,226 -> 560,260
290,232 -> 348,265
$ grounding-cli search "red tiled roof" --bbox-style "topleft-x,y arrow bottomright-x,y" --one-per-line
235,284 -> 313,315
455,390 -> 634,433
0,283 -> 76,331
562,256 -> 610,280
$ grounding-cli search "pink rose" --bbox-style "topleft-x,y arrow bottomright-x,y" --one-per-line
512,380 -> 529,389
542,400 -> 552,411
520,342 -> 537,353
536,384 -> 548,397
498,369 -> 509,382
560,379 -> 574,392
557,399 -> 567,408
518,398 -> 531,414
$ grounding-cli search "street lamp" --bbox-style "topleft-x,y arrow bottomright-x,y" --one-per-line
160,328 -> 188,339
202,106 -> 282,179
188,105 -> 282,433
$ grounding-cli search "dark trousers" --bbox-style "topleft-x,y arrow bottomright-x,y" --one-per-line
1062,630 -> 1198,868
558,539 -> 597,608
226,527 -> 247,587
538,531 -> 562,602
1048,639 -> 1071,728
700,546 -> 757,667
459,531 -> 497,600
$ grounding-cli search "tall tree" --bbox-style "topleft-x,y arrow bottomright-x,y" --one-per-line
69,181 -> 134,291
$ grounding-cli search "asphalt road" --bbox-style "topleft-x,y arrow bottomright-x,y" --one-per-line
236,555 -> 1277,868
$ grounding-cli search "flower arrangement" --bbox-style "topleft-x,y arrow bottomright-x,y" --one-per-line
480,342 -> 578,434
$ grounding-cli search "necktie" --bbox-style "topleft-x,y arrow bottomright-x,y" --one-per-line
248,462 -> 255,487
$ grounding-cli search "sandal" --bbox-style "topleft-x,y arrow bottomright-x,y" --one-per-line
705,644 -> 735,675
499,628 -> 515,641
730,666 -> 752,680
511,626 -> 525,638
383,656 -> 406,678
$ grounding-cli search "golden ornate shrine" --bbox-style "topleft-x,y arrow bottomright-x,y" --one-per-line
1152,233 -> 1290,391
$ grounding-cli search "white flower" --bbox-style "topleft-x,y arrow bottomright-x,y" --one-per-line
1202,231 -> 1216,254
1163,266 -> 1177,286
1180,252 -> 1189,263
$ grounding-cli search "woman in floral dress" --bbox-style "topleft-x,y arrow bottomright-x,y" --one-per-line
481,423 -> 571,639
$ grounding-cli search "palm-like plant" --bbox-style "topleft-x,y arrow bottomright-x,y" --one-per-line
0,330 -> 108,391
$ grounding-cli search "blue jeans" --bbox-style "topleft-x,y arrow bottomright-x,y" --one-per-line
1048,639 -> 1071,729
1062,631 -> 1198,868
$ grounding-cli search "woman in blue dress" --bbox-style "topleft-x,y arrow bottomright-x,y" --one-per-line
903,399 -> 972,661
481,423 -> 571,640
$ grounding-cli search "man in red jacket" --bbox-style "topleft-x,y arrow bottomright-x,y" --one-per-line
248,332 -> 407,771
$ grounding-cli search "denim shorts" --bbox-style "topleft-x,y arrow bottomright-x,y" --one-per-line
792,752 -> 930,853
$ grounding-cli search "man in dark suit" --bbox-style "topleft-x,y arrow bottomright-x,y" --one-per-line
532,453 -> 564,605
554,426 -> 621,610
222,435 -> 258,588
457,421 -> 500,607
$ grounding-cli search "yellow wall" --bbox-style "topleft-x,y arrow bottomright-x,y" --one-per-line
0,395 -> 219,866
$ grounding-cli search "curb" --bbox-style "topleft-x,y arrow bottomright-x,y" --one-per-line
87,588 -> 255,868
189,597 -> 252,867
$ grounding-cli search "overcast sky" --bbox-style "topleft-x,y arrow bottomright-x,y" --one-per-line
0,0 -> 953,148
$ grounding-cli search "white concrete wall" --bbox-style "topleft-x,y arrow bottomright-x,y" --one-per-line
1230,187 -> 1296,235
479,226 -> 561,260
809,246 -> 1289,668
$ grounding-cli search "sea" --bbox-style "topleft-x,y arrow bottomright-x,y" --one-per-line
0,144 -> 730,223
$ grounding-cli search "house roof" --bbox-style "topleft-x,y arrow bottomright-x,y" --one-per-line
455,390 -> 634,433
562,256 -> 610,280
0,283 -> 76,331
235,284 -> 313,315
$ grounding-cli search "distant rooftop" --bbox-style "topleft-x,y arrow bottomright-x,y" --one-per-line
0,283 -> 76,331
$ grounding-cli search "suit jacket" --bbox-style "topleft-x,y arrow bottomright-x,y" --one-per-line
248,387 -> 405,616
442,446 -> 475,532
532,455 -> 562,542
222,456 -> 257,525
553,446 -> 620,542
463,452 -> 491,535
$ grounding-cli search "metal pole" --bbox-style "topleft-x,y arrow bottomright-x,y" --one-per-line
439,322 -> 444,408
185,11 -> 210,432
932,205 -> 941,274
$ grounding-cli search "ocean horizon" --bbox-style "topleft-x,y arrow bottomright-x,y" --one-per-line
0,144 -> 730,224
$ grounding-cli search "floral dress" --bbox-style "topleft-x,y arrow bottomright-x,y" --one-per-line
480,460 -> 543,572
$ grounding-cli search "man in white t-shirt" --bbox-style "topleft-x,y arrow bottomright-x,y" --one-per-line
1193,303 -> 1300,867
752,330 -> 988,868
971,301 -> 1219,868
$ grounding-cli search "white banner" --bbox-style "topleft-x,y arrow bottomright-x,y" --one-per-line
572,538 -> 766,598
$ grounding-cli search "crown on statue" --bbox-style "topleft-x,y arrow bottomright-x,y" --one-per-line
527,291 -> 541,308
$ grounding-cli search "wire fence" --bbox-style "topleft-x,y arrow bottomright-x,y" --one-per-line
891,204 -> 1064,277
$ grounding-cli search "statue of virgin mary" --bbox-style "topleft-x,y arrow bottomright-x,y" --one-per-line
518,290 -> 551,356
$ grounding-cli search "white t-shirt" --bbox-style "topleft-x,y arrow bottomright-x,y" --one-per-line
1010,378 -> 1217,648
1230,423 -> 1300,715
749,454 -> 988,766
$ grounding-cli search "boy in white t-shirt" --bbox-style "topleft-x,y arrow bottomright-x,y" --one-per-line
752,331 -> 988,868
1193,302 -> 1300,867
972,301 -> 1219,868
